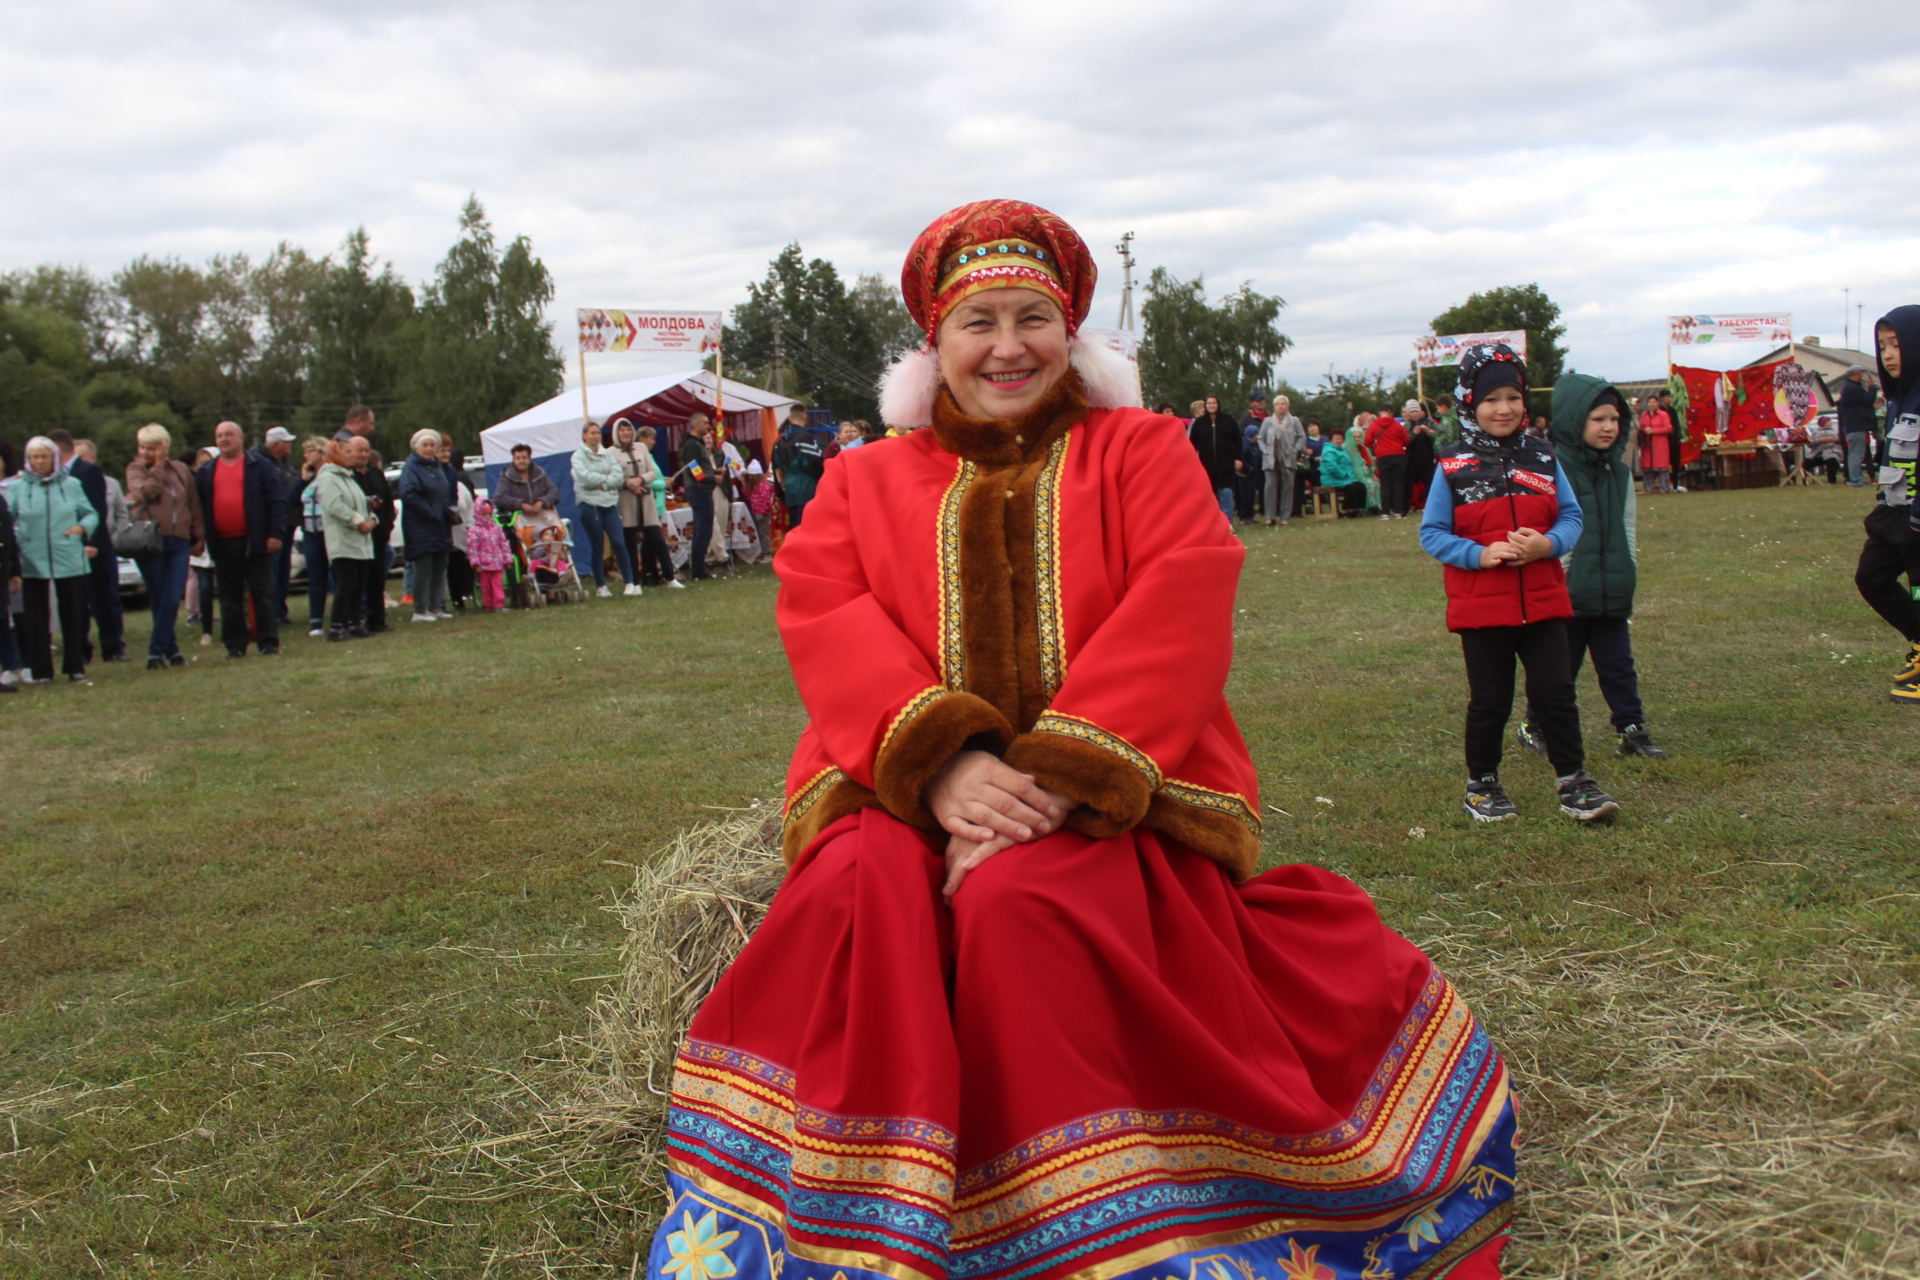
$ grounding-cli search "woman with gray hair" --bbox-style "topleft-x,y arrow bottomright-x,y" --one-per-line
125,423 -> 205,668
12,436 -> 99,683
398,427 -> 455,621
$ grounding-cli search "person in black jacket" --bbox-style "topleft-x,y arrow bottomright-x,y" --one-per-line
255,427 -> 302,624
1187,396 -> 1243,524
398,429 -> 455,621
193,421 -> 288,657
0,487 -> 21,691
678,415 -> 723,580
355,449 -> 397,633
47,429 -> 125,663
1837,365 -> 1878,487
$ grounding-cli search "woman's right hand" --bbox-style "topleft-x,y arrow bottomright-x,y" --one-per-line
66,525 -> 87,538
926,749 -> 1065,846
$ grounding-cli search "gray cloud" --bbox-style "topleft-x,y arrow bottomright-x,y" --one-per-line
5,0 -> 1918,396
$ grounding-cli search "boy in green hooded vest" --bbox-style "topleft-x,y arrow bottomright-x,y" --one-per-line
1516,374 -> 1670,760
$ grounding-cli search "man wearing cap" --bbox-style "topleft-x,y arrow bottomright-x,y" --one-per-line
1838,364 -> 1878,486
1237,392 -> 1268,521
256,426 -> 302,623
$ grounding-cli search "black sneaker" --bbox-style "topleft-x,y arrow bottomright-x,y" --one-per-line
146,657 -> 167,671
226,650 -> 246,660
1557,771 -> 1621,822
258,644 -> 279,657
1514,720 -> 1548,756
68,673 -> 91,685
1463,775 -> 1518,823
1617,724 -> 1668,759
167,654 -> 187,667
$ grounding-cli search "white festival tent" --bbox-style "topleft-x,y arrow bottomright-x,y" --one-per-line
479,371 -> 798,565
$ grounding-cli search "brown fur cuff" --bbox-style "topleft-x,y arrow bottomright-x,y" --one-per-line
1142,792 -> 1260,882
1003,730 -> 1155,835
782,775 -> 880,865
872,691 -> 1016,831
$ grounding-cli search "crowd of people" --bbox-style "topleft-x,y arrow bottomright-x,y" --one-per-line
1173,382 -> 1721,526
0,401 -> 856,689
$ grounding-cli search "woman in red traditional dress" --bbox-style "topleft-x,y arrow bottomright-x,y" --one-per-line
649,201 -> 1517,1280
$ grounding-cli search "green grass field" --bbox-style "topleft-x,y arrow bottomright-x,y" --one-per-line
3,482 -> 1916,1278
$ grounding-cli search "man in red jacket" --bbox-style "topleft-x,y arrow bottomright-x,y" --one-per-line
1365,407 -> 1411,518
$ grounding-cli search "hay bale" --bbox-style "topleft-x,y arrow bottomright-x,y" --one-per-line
586,809 -> 786,1211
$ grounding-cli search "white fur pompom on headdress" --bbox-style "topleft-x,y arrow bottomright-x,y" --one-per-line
877,329 -> 1144,431
1069,329 -> 1144,413
878,345 -> 942,431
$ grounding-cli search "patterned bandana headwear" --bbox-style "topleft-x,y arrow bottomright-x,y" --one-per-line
1456,343 -> 1530,429
901,199 -> 1097,340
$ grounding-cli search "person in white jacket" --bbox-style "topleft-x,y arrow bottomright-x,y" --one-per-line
571,421 -> 640,597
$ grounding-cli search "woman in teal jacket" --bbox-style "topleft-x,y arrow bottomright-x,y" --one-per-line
12,435 -> 99,683
1317,428 -> 1368,517
571,421 -> 639,596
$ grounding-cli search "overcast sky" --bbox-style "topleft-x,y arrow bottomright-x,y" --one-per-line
5,0 -> 1918,394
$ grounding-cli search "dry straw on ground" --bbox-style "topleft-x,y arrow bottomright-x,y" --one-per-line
415,812 -> 1918,1278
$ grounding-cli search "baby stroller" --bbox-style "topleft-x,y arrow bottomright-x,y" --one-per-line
512,513 -> 588,606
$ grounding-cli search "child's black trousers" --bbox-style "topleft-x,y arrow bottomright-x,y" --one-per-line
1460,619 -> 1584,779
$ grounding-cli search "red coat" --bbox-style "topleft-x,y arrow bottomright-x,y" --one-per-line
1638,409 -> 1673,471
1365,416 -> 1408,458
776,374 -> 1263,879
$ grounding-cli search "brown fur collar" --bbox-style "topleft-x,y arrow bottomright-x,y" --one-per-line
930,370 -> 1089,466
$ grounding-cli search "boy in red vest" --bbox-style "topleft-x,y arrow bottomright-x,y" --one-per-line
1419,343 -> 1621,823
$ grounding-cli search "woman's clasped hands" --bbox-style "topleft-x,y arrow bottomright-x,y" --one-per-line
924,749 -> 1073,901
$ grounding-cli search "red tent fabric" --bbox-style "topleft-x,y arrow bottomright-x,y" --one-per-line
1672,360 -> 1787,462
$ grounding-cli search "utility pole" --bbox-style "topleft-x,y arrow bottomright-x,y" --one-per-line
771,306 -> 787,395
1115,232 -> 1136,331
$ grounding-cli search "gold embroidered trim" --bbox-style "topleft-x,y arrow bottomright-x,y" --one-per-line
936,460 -> 975,690
784,767 -> 845,824
1032,433 -> 1069,699
1031,713 -> 1162,789
1158,778 -> 1261,836
880,687 -> 948,758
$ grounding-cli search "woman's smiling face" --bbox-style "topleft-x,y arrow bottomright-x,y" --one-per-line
936,289 -> 1070,421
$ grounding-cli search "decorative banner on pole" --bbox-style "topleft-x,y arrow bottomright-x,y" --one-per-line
1667,314 -> 1792,346
578,309 -> 723,356
1414,331 -> 1528,369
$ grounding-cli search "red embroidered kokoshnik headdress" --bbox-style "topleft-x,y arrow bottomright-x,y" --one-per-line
901,199 -> 1098,338
879,199 -> 1136,427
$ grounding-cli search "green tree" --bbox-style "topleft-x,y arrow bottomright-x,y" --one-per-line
1430,284 -> 1566,407
0,300 -> 90,436
249,242 -> 325,426
1137,268 -> 1292,412
728,244 -> 884,420
303,227 -> 415,447
848,273 -> 921,363
394,196 -> 562,450
2,265 -> 116,363
113,255 -> 217,427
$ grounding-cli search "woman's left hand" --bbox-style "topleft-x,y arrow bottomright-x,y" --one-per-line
940,781 -> 1074,900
